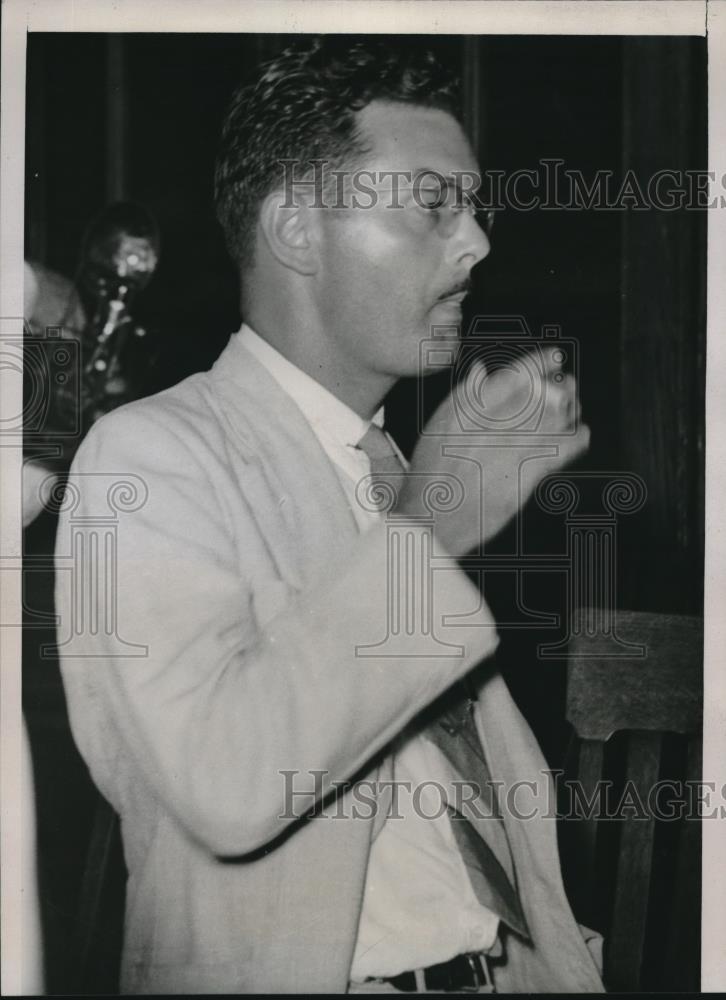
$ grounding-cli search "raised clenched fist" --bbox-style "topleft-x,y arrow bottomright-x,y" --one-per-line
397,347 -> 590,556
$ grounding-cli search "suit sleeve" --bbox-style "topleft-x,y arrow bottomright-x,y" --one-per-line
56,406 -> 500,856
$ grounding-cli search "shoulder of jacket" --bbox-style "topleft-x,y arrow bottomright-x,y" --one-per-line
72,372 -> 239,473
90,371 -> 223,439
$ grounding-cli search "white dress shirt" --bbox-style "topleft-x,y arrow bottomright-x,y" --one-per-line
239,324 -> 500,980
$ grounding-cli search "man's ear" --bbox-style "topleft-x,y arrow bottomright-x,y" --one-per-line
258,191 -> 319,276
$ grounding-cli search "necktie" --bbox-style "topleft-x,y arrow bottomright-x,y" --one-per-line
356,423 -> 529,941
355,423 -> 406,511
431,686 -> 530,940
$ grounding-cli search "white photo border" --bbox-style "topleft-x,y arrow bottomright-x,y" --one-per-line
1,1 -> 723,993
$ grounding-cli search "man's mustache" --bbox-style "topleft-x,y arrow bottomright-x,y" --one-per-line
437,280 -> 472,301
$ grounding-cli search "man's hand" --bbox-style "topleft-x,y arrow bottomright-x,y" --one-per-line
397,348 -> 590,557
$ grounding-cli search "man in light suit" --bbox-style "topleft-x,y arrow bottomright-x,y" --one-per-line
56,38 -> 604,993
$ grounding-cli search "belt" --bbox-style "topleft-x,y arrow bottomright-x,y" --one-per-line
386,952 -> 495,993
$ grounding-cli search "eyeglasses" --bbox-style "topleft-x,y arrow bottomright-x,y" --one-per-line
407,184 -> 496,239
475,206 -> 497,239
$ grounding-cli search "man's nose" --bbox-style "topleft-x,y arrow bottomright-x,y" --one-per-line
454,212 -> 491,268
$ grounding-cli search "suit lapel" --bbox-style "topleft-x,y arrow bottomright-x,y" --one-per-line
208,334 -> 360,590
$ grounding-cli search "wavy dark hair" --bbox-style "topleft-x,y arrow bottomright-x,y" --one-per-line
214,36 -> 462,268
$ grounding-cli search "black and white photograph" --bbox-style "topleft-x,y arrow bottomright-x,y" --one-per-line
2,0 -> 725,995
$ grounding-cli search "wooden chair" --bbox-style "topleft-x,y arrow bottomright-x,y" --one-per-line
561,608 -> 702,992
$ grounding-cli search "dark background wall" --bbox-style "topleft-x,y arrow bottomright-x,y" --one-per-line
23,33 -> 706,993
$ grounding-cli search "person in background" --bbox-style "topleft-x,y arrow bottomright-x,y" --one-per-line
23,204 -> 159,528
22,259 -> 84,527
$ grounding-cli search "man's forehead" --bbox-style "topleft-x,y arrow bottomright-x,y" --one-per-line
354,100 -> 480,176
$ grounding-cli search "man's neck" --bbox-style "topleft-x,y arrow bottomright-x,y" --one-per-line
241,313 -> 396,422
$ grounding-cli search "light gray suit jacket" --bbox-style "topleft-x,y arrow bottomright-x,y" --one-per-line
56,332 -> 604,993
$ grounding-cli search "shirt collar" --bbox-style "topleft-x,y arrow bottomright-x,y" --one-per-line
237,323 -> 384,447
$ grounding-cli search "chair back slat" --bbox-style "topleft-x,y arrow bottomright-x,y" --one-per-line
662,735 -> 702,991
567,738 -> 604,927
605,731 -> 661,991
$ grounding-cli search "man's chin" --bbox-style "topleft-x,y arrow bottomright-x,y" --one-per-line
377,323 -> 461,380
431,298 -> 465,323
422,319 -> 463,350
412,323 -> 462,378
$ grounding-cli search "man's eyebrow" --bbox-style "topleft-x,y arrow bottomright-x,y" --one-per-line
410,167 -> 482,195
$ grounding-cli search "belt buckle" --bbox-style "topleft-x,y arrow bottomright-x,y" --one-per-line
460,953 -> 495,994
